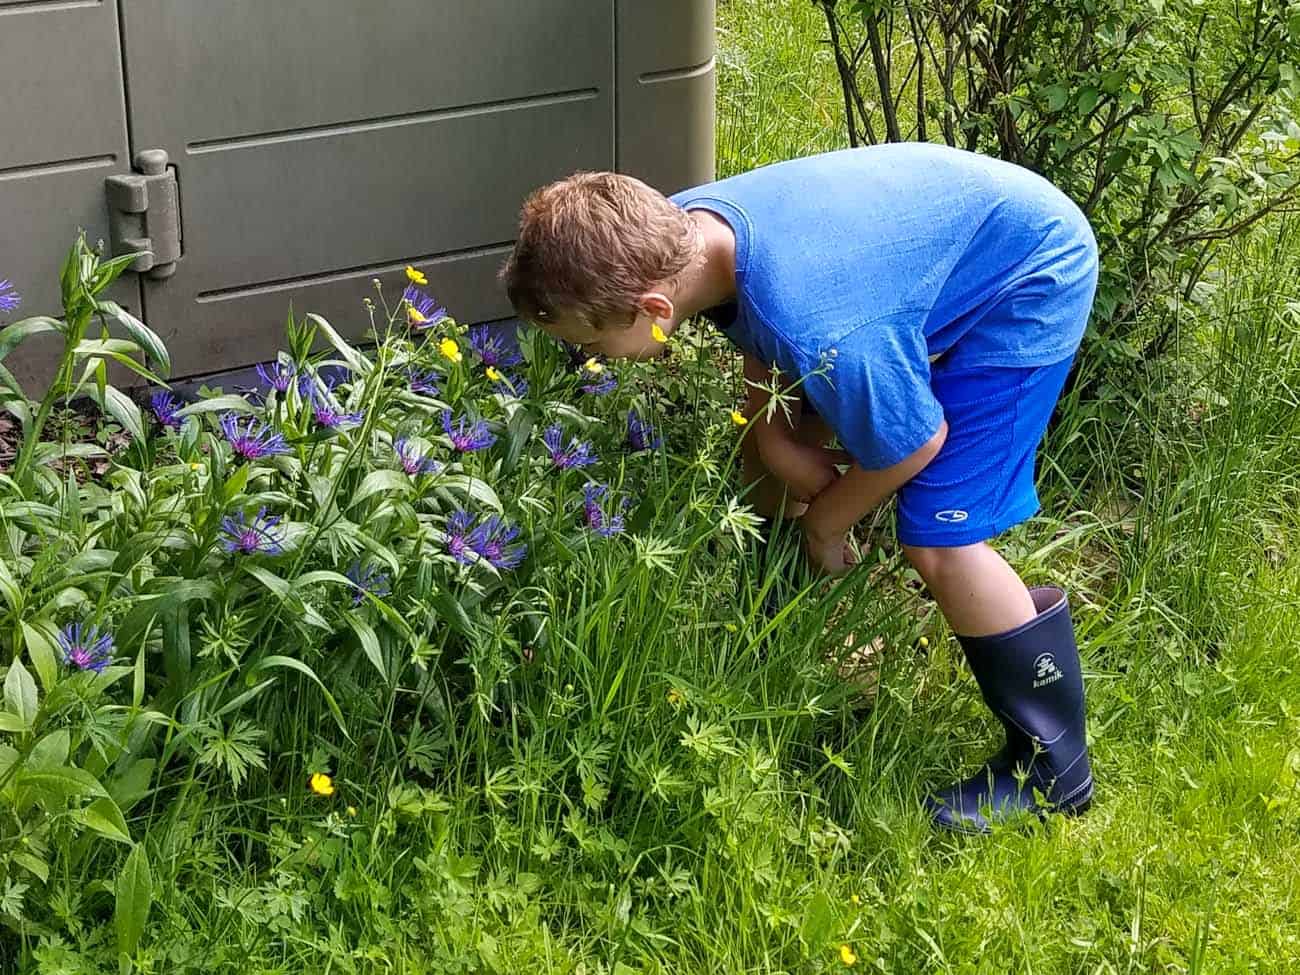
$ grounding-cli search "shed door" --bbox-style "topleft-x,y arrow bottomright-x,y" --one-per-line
0,1 -> 141,390
118,1 -> 614,378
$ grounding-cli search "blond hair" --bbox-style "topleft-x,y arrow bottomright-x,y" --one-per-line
499,171 -> 701,328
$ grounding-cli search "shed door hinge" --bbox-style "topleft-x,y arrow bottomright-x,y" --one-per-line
106,149 -> 181,280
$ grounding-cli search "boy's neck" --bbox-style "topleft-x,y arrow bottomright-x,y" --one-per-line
673,211 -> 738,319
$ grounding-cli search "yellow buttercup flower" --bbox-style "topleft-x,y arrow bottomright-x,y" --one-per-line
406,265 -> 427,286
839,944 -> 858,966
918,636 -> 930,649
189,462 -> 203,472
851,893 -> 861,906
407,305 -> 427,325
485,366 -> 502,382
309,772 -> 335,797
439,337 -> 462,363
651,322 -> 668,344
583,357 -> 604,374
730,410 -> 748,427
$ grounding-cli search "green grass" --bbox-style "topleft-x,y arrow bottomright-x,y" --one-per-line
14,9 -> 1300,975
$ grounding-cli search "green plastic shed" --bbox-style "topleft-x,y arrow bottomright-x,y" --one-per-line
0,1 -> 716,387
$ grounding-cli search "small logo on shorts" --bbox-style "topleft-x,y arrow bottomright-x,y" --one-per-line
934,509 -> 969,523
1033,653 -> 1063,688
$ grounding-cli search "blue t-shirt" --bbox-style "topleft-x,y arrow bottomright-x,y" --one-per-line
671,143 -> 1097,469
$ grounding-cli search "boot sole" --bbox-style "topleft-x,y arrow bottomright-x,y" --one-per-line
930,784 -> 1094,835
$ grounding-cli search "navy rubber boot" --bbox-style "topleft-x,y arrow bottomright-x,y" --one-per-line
927,586 -> 1093,833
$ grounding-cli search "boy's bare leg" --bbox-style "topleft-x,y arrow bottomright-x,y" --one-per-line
740,432 -> 807,519
901,543 -> 1037,637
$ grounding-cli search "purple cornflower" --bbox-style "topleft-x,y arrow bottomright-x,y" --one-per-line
220,506 -> 286,555
310,397 -> 365,430
626,409 -> 662,452
492,372 -> 529,398
581,374 -> 618,396
0,280 -> 20,315
582,483 -> 626,538
220,412 -> 291,460
344,561 -> 391,606
444,509 -> 478,564
58,622 -> 114,674
407,367 -> 441,397
542,425 -> 597,470
467,325 -> 523,368
255,359 -> 297,394
403,285 -> 447,329
441,410 -> 496,452
469,515 -> 526,570
393,437 -> 443,476
151,391 -> 183,430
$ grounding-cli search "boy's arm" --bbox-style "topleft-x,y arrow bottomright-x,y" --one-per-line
802,420 -> 949,563
742,353 -> 848,502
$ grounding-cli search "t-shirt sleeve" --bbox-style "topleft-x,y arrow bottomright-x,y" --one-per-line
801,322 -> 945,470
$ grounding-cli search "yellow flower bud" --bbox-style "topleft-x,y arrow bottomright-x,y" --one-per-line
439,337 -> 462,363
918,636 -> 930,649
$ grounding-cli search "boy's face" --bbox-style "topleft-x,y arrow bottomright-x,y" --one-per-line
538,293 -> 674,361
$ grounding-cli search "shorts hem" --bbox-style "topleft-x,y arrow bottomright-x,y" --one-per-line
896,498 -> 1041,548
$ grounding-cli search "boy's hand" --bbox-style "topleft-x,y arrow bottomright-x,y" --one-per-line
804,526 -> 857,577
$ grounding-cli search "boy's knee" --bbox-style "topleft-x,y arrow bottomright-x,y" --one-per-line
901,543 -> 954,582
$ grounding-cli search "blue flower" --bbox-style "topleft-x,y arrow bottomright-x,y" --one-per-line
469,514 -> 527,570
58,622 -> 113,674
467,325 -> 523,368
220,507 -> 287,555
220,413 -> 291,460
311,399 -> 365,430
582,483 -> 626,538
407,368 -> 441,397
403,285 -> 447,329
581,374 -> 618,396
626,409 -> 662,452
151,391 -> 183,430
0,279 -> 20,315
441,410 -> 496,452
256,359 -> 297,394
492,372 -> 529,398
444,509 -> 478,564
393,438 -> 442,476
542,425 -> 597,470
345,561 -> 392,606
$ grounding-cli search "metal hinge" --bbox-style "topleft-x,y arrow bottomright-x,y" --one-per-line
106,149 -> 181,280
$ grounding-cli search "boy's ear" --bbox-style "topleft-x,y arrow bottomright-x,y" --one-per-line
637,292 -> 674,322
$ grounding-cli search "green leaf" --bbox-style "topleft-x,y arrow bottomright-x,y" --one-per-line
92,385 -> 146,443
17,765 -> 108,801
1043,84 -> 1069,112
176,394 -> 256,417
346,615 -> 386,683
4,658 -> 38,729
430,590 -> 479,641
800,889 -> 836,948
116,580 -> 217,653
99,301 -> 171,376
13,850 -> 49,884
500,408 -> 536,477
83,796 -> 132,844
251,656 -> 350,740
0,317 -> 62,363
305,313 -> 372,375
0,557 -> 22,612
115,844 -> 153,963
350,469 -> 411,507
28,729 -> 70,769
21,622 -> 59,694
439,475 -> 503,512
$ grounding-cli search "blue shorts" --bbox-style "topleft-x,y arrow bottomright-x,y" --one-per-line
894,355 -> 1075,548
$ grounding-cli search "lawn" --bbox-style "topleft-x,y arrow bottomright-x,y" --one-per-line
2,4 -> 1299,974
